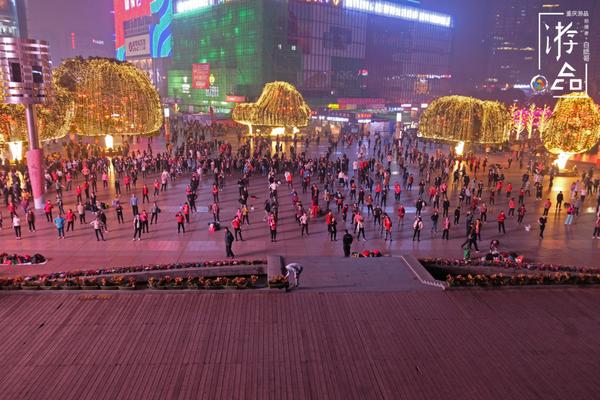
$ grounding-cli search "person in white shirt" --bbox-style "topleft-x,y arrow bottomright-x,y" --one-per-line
13,214 -> 21,240
284,263 -> 303,289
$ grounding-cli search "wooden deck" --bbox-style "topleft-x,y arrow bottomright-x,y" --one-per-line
0,288 -> 599,399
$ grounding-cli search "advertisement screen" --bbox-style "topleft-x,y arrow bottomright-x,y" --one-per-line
114,0 -> 152,50
192,63 -> 210,89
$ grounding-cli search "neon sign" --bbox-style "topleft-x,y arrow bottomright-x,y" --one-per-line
343,0 -> 451,27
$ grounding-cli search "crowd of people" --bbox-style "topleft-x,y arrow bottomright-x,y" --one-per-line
1,116 -> 600,261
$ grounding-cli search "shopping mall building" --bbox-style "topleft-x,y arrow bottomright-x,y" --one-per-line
165,0 -> 453,115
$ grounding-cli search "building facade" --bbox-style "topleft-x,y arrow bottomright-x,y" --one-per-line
114,0 -> 174,96
167,0 -> 453,112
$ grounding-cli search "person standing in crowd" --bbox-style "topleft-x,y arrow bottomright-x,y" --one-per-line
442,216 -> 450,240
77,202 -> 86,224
132,214 -> 142,241
224,227 -> 235,258
44,200 -> 53,222
343,229 -> 353,256
300,212 -> 309,236
26,209 -> 36,232
497,211 -> 506,234
232,215 -> 243,241
150,202 -> 161,225
65,209 -> 75,232
176,211 -> 185,234
116,203 -> 124,224
90,217 -> 105,241
593,214 -> 600,239
130,194 -> 139,216
54,214 -> 66,239
412,216 -> 423,242
539,215 -> 547,239
268,213 -> 277,242
13,213 -> 22,240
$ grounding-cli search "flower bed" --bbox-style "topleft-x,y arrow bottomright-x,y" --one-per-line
1,253 -> 46,265
1,274 -> 261,291
447,272 -> 600,288
13,259 -> 266,282
420,258 -> 599,274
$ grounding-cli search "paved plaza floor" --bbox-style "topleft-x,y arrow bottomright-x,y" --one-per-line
0,280 -> 599,399
1,135 -> 598,277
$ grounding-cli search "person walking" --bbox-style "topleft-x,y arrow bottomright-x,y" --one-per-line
556,191 -> 564,210
412,216 -> 423,242
517,204 -> 526,224
224,227 -> 235,258
132,214 -> 142,241
342,229 -> 353,256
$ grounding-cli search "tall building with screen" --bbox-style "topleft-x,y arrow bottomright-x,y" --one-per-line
114,0 -> 174,95
168,0 -> 453,112
0,0 -> 27,38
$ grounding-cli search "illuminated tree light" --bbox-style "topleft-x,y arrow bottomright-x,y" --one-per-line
54,57 -> 162,137
542,92 -> 600,155
232,81 -> 311,130
419,96 -> 510,145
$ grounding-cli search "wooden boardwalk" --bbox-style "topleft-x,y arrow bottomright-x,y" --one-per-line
0,289 -> 599,399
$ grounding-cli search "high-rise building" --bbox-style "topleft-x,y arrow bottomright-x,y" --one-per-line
484,0 -> 540,88
167,0 -> 453,112
0,0 -> 27,37
113,0 -> 174,96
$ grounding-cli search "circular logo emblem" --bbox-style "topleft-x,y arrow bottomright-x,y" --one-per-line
530,75 -> 548,93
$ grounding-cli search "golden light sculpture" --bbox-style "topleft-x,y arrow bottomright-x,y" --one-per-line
54,57 -> 162,137
419,96 -> 510,145
232,81 -> 311,133
542,93 -> 600,168
0,82 -> 75,143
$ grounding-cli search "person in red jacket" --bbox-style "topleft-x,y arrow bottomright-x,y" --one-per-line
176,212 -> 185,234
142,184 -> 149,203
182,203 -> 190,223
44,200 -> 53,222
497,211 -> 506,234
383,214 -> 393,241
65,209 -> 75,232
232,216 -> 243,241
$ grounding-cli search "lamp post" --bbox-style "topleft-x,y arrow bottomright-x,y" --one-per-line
0,37 -> 52,209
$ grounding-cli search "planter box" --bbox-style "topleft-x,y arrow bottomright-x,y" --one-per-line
63,286 -> 81,290
99,286 -> 118,290
268,283 -> 288,289
118,286 -> 136,290
82,286 -> 100,290
21,286 -> 40,291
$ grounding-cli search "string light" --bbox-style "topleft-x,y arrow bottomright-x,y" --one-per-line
232,81 -> 311,129
54,58 -> 162,137
419,96 -> 510,145
542,92 -> 600,155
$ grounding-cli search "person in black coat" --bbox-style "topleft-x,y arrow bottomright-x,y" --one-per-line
224,227 -> 235,258
342,230 -> 353,257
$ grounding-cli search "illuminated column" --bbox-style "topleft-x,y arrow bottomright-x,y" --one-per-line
25,104 -> 45,209
163,107 -> 171,145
